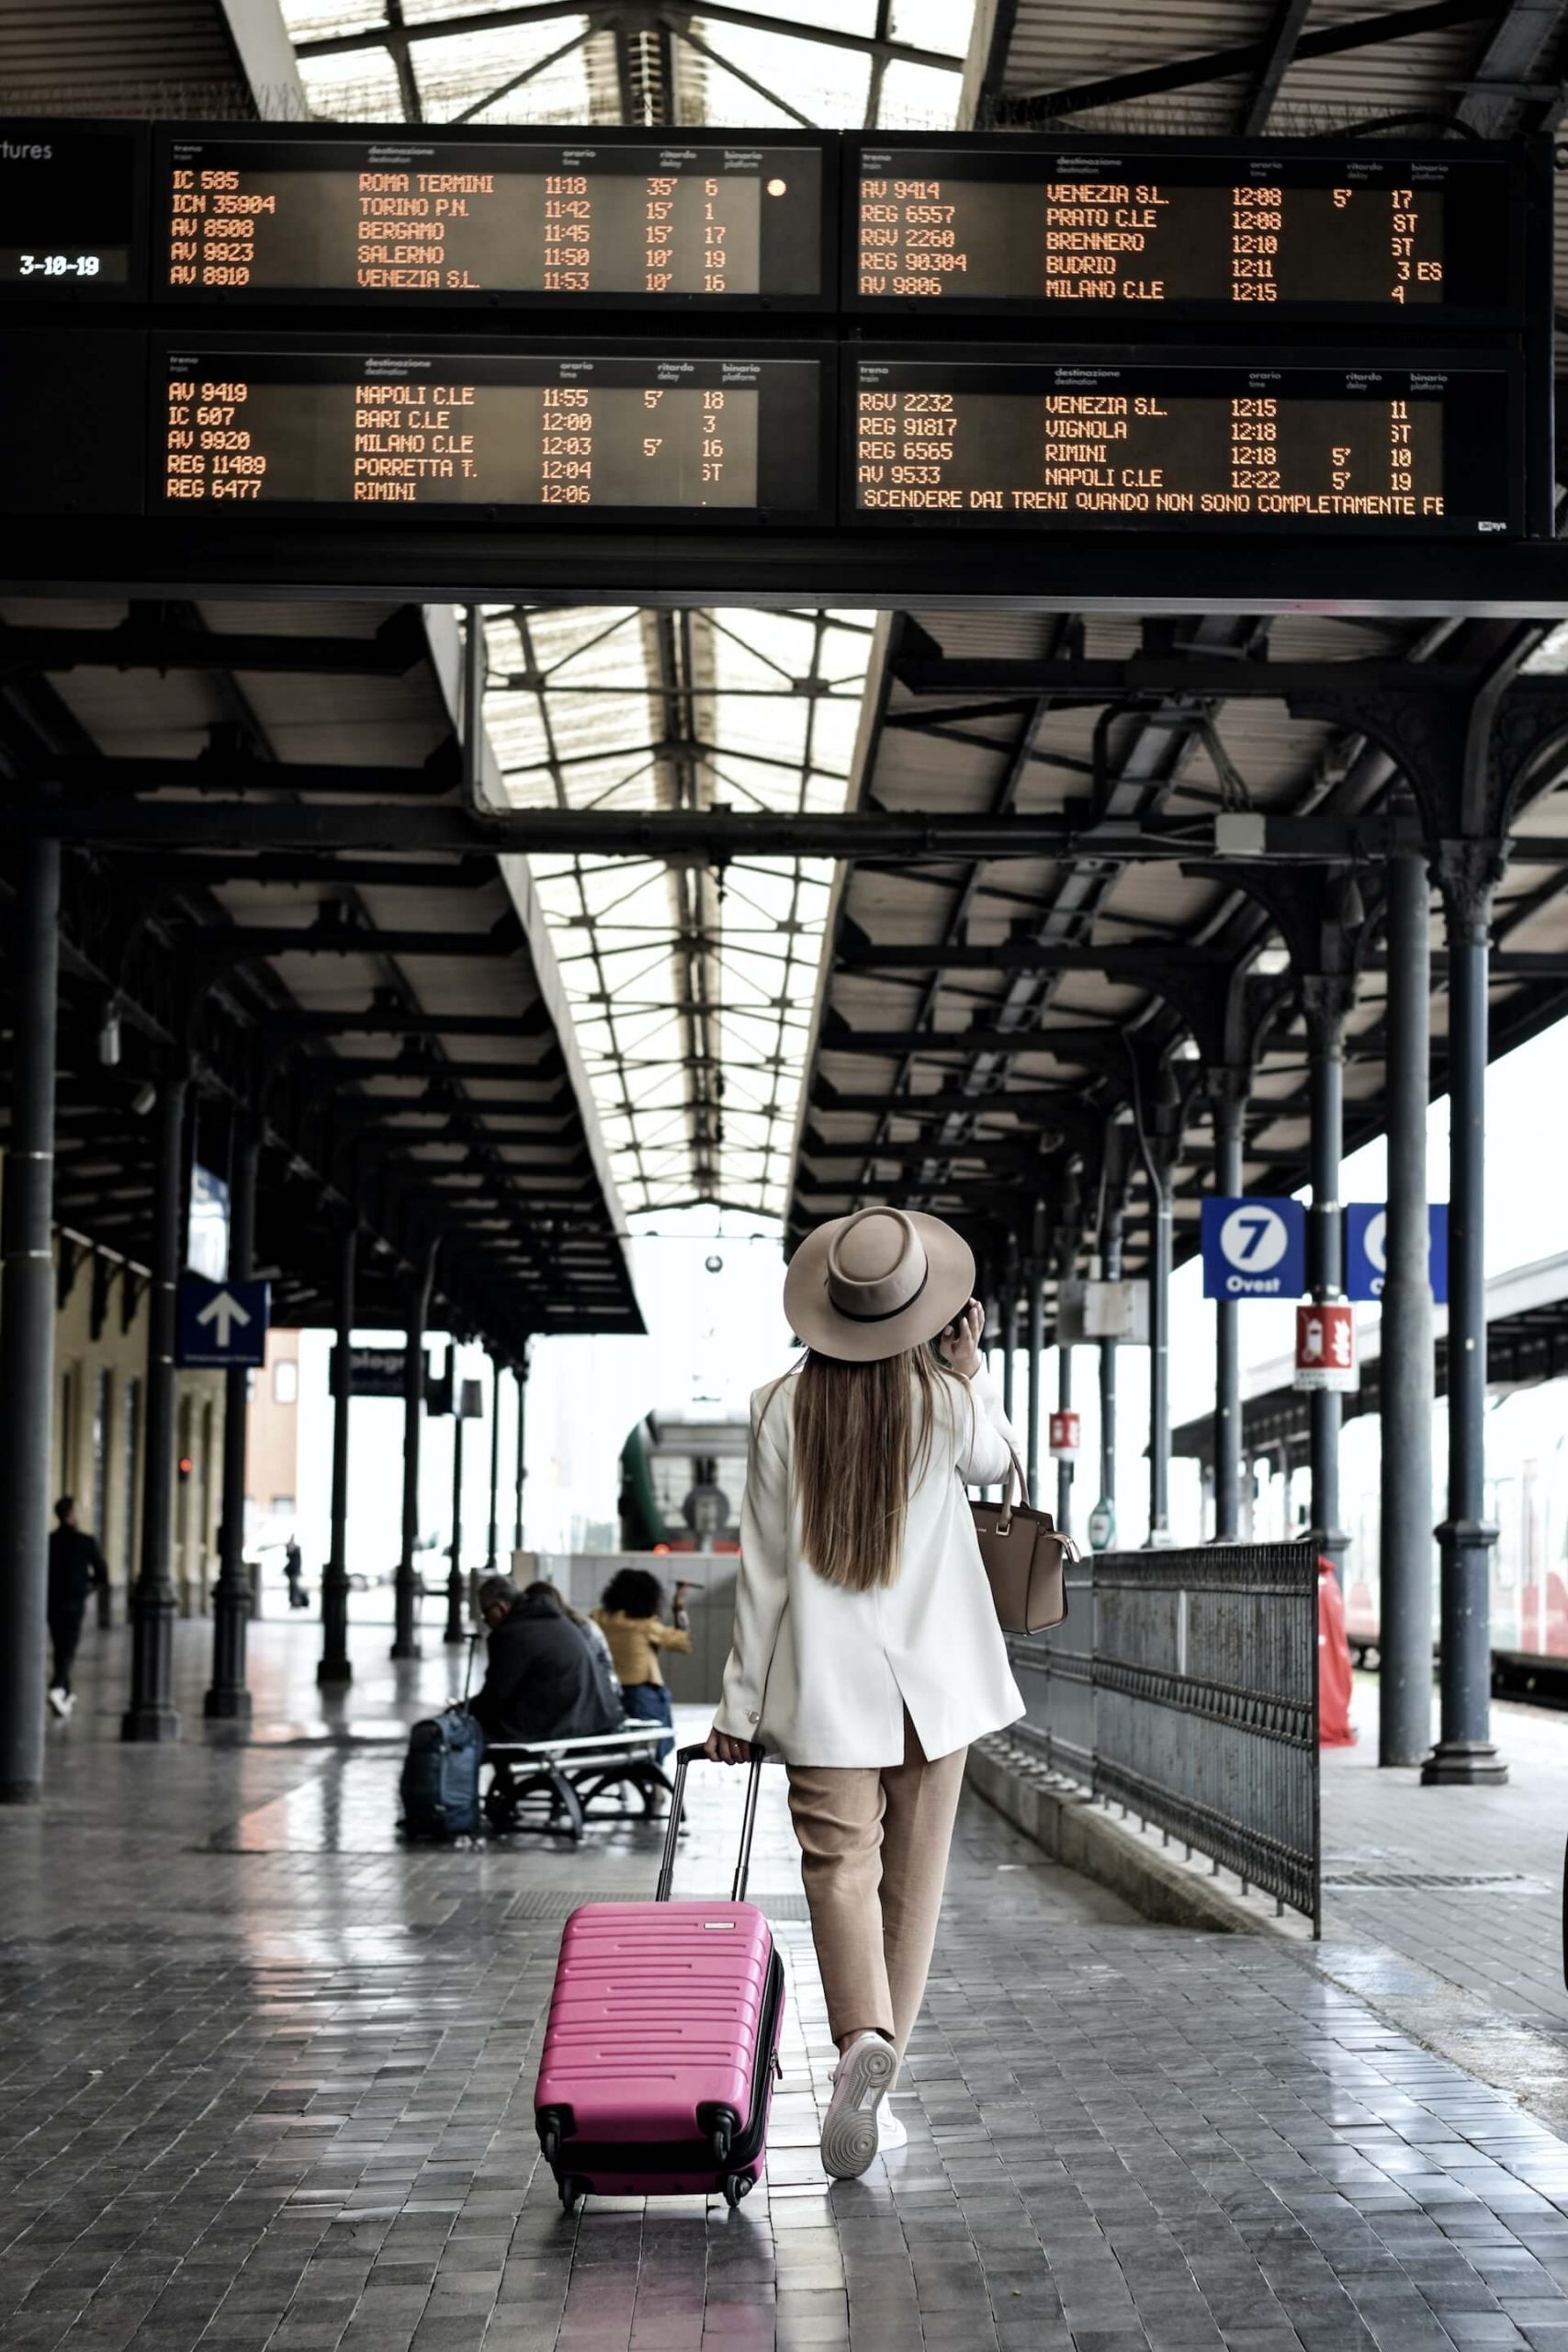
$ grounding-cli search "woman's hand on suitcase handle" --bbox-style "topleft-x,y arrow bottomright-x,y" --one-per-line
705,1727 -> 753,1766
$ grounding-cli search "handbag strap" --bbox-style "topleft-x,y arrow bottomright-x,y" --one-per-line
997,1446 -> 1026,1534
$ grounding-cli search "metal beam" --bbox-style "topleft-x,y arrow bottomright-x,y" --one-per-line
293,0 -> 963,73
834,938 -> 1233,977
890,656 -> 1478,700
15,515 -> 1568,613
1457,0 -> 1568,133
272,1009 -> 553,1041
817,1024 -> 1189,1060
190,925 -> 518,964
997,0 -> 1500,120
0,608 -> 425,679
1241,0 -> 1314,131
42,746 -> 459,800
0,797 -> 1407,863
119,854 -> 501,893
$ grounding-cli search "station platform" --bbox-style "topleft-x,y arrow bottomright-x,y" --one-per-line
1315,1679 -> 1568,2143
3,1619 -> 1568,2352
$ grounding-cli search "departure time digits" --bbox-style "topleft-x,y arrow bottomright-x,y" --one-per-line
852,379 -> 1450,526
856,164 -> 1445,308
163,145 -> 796,298
160,360 -> 761,508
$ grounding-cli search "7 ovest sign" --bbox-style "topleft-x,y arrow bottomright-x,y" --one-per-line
1200,1197 -> 1307,1299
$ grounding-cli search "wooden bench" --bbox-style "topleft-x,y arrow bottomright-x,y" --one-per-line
483,1724 -> 672,1841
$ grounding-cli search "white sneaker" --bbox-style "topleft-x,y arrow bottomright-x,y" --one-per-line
47,1687 -> 69,1718
878,2105 -> 908,2154
820,2031 -> 897,2180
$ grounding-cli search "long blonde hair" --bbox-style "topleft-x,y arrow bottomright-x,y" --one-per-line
787,1345 -> 960,1592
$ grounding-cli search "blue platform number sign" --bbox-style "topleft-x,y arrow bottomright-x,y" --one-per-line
176,1272 -> 271,1369
1200,1196 -> 1307,1300
1345,1204 -> 1449,1305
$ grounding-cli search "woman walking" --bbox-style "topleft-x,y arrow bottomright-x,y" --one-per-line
706,1205 -> 1025,2179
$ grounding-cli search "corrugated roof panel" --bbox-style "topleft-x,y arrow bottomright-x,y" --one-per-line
0,0 -> 250,114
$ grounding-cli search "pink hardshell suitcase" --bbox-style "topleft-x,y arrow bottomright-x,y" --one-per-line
534,1743 -> 784,2212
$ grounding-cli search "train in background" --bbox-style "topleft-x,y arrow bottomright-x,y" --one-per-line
619,1408 -> 747,1554
1342,1391 -> 1568,1699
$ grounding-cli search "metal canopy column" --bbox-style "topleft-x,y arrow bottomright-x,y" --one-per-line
1055,1341 -> 1074,1532
1055,1179 -> 1078,1536
1423,843 -> 1507,1784
1000,1285 -> 1018,1423
393,1240 -> 436,1662
1145,1151 -> 1172,1544
446,1352 -> 468,1645
1099,1143 -> 1128,1537
204,1114 -> 257,1721
1381,849 -> 1436,1767
485,1353 -> 502,1577
1210,1071 -> 1247,1541
318,1217 -> 355,1688
1025,1263 -> 1045,1509
513,1349 -> 528,1555
0,836 -> 60,1802
122,1071 -> 187,1743
1303,973 -> 1352,1585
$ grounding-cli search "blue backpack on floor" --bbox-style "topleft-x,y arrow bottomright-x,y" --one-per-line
400,1707 -> 484,1839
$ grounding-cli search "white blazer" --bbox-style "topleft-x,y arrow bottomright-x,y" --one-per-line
713,1363 -> 1026,1768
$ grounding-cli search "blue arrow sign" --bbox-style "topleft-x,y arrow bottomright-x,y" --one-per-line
1345,1204 -> 1449,1305
1201,1196 -> 1307,1300
176,1273 -> 271,1368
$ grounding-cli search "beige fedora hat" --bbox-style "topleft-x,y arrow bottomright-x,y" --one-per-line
783,1205 -> 976,1363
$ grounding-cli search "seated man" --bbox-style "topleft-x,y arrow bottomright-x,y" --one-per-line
469,1575 -> 622,1748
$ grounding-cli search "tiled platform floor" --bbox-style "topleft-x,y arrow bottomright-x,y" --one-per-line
1322,1679 -> 1567,2031
5,1618 -> 1568,2350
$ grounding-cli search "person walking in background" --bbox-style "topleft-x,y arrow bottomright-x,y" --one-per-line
592,1567 -> 693,1760
47,1497 -> 109,1718
705,1206 -> 1024,2181
284,1533 -> 309,1611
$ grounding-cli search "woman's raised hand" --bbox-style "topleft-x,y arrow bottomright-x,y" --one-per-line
938,1296 -> 986,1379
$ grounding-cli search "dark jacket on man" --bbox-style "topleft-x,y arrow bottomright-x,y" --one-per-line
469,1592 -> 622,1745
48,1525 -> 108,1618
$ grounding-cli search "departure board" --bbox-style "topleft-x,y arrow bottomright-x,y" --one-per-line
157,130 -> 827,306
849,140 -> 1524,323
848,354 -> 1518,535
156,346 -> 829,516
0,122 -> 145,297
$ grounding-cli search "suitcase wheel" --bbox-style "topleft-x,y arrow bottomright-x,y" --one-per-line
540,2120 -> 561,2168
709,2121 -> 732,2166
558,2175 -> 584,2216
722,2173 -> 752,2209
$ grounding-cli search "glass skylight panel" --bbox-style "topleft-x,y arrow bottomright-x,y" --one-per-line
294,46 -> 406,119
280,0 -> 388,37
890,0 -> 971,53
409,26 -> 605,124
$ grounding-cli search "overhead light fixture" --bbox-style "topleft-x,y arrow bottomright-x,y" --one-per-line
130,1080 -> 156,1117
97,1000 -> 121,1067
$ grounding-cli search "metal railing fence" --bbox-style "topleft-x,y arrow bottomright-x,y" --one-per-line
1005,1541 -> 1320,1928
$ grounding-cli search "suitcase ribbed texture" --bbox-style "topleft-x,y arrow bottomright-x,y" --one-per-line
537,1899 -> 773,2142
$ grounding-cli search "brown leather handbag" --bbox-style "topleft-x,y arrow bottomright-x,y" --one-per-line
970,1447 -> 1075,1635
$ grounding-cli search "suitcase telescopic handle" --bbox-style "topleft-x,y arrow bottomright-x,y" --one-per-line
655,1740 -> 767,1904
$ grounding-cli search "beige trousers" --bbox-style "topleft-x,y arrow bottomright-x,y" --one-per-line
784,1709 -> 966,2055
